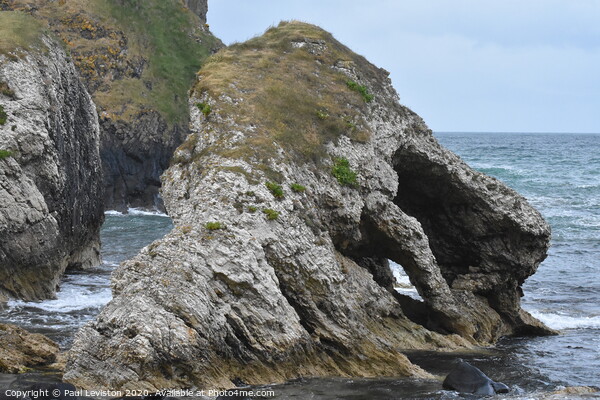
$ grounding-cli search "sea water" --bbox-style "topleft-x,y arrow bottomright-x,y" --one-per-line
0,209 -> 173,348
437,132 -> 600,388
1,133 -> 599,398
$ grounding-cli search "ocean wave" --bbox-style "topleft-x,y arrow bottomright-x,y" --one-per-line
105,208 -> 169,217
528,310 -> 600,330
7,286 -> 112,313
104,210 -> 124,216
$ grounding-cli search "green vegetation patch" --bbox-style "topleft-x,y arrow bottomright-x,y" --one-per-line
332,157 -> 358,187
290,183 -> 306,193
0,12 -> 46,56
316,109 -> 329,120
265,181 -> 284,199
12,0 -> 220,126
205,222 -> 225,230
346,80 -> 374,103
263,208 -> 279,220
0,150 -> 13,160
0,105 -> 8,125
196,102 -> 212,118
96,0 -> 219,124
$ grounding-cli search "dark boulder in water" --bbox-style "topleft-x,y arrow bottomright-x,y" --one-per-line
443,360 -> 509,395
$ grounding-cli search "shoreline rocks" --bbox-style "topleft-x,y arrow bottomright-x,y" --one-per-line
0,323 -> 59,373
64,21 -> 553,390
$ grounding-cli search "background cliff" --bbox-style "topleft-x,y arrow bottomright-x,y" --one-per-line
0,11 -> 103,301
2,0 -> 221,210
65,22 -> 553,391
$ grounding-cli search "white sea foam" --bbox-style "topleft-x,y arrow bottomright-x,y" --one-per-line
8,285 -> 112,313
127,207 -> 169,217
389,261 -> 423,301
471,162 -> 525,174
105,208 -> 169,217
528,310 -> 600,330
104,210 -> 124,216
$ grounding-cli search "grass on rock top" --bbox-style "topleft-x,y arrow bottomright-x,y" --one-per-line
187,21 -> 379,174
0,11 -> 46,56
94,0 -> 218,124
5,0 -> 218,126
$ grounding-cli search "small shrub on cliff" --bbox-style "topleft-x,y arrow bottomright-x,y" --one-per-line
196,102 -> 211,118
0,105 -> 7,125
205,222 -> 224,230
0,150 -> 13,160
263,208 -> 279,220
316,109 -> 329,120
346,80 -> 374,103
0,81 -> 15,99
265,181 -> 284,199
290,183 -> 306,193
248,206 -> 257,213
332,157 -> 358,187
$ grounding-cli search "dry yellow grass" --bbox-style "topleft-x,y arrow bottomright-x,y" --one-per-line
188,21 -> 378,174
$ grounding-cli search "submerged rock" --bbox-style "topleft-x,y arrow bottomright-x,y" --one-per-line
0,13 -> 103,301
65,21 -> 552,390
0,323 -> 59,373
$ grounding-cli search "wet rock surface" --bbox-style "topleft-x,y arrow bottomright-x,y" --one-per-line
65,22 -> 552,390
0,31 -> 103,301
442,360 -> 509,395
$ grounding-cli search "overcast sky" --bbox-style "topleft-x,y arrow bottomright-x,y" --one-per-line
207,1 -> 600,133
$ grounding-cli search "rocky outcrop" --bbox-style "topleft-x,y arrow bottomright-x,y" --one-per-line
0,16 -> 103,301
0,323 -> 59,373
65,22 -> 552,390
184,0 -> 208,24
4,0 -> 221,211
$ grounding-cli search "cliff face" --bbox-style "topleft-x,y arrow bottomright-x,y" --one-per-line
0,12 -> 103,301
65,22 -> 553,390
3,0 -> 220,210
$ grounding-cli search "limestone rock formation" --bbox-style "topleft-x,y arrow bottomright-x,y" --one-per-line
0,323 -> 59,373
65,22 -> 552,390
0,13 -> 103,301
4,0 -> 221,210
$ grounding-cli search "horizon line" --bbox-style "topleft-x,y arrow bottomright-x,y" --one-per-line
434,130 -> 600,135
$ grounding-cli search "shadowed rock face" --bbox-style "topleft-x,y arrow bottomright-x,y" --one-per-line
65,21 -> 552,390
0,32 -> 103,301
184,0 -> 208,24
